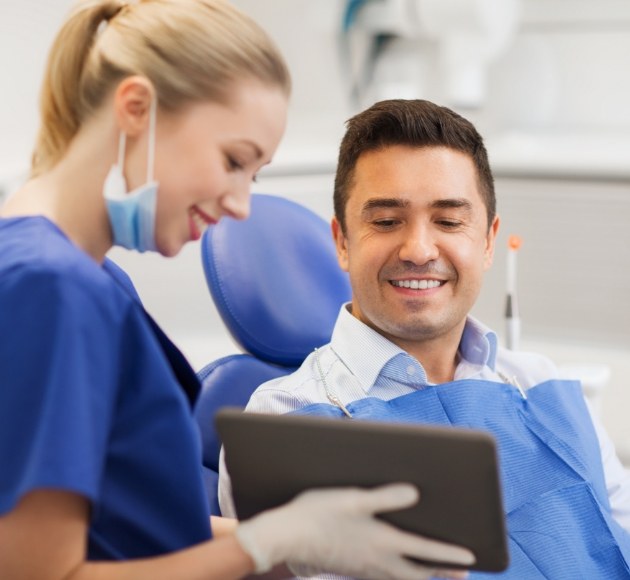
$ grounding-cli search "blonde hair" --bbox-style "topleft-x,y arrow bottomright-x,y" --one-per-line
32,0 -> 291,176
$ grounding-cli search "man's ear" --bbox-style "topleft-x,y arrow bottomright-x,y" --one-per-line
331,216 -> 349,272
483,214 -> 500,270
112,76 -> 155,137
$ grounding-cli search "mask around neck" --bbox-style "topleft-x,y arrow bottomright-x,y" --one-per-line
103,98 -> 159,253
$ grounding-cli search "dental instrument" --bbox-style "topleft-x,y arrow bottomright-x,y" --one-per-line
505,235 -> 522,351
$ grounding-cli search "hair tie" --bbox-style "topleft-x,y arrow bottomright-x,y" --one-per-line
96,1 -> 128,35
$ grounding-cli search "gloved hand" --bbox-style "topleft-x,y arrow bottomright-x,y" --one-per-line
235,483 -> 475,580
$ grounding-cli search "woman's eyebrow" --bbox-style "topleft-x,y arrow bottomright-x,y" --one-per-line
235,139 -> 264,160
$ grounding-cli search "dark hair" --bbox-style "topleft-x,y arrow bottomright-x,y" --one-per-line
333,99 -> 495,233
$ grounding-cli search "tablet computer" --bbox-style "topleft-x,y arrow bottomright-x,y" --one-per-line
216,408 -> 509,572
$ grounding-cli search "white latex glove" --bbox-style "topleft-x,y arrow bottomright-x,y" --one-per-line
235,483 -> 475,580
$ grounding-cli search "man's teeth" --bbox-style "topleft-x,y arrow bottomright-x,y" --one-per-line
391,279 -> 441,289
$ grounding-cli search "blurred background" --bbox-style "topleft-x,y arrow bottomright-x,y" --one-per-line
1,0 -> 629,461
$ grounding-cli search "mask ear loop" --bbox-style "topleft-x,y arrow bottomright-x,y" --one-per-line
146,97 -> 156,182
115,95 -> 156,181
117,132 -> 126,170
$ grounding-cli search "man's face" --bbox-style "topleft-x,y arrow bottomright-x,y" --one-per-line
332,145 -> 499,351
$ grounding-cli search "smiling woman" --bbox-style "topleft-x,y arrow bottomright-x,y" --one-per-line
151,80 -> 287,256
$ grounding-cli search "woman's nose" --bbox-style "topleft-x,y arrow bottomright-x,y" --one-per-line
221,186 -> 251,221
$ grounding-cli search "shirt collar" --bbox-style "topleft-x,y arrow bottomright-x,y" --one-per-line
330,304 -> 499,390
459,315 -> 498,370
331,305 -> 408,391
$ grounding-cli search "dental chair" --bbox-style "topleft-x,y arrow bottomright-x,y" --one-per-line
194,193 -> 352,514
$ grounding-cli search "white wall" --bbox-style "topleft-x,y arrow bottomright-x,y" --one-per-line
3,0 -> 630,179
226,0 -> 630,173
0,0 -> 75,186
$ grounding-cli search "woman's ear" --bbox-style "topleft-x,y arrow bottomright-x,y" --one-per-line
113,76 -> 155,137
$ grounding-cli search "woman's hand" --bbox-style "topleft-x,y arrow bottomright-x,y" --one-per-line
235,483 -> 475,580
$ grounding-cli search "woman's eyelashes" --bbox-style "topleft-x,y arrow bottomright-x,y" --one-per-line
225,155 -> 258,182
226,155 -> 244,172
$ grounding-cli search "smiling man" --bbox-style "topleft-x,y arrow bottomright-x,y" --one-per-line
219,99 -> 630,578
333,143 -> 498,385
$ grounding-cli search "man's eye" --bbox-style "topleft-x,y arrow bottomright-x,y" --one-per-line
437,220 -> 461,228
373,219 -> 398,228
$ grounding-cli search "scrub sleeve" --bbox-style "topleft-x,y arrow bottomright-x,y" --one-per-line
0,263 -> 120,511
0,217 -> 211,559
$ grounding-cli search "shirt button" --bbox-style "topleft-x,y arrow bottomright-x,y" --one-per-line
406,365 -> 416,376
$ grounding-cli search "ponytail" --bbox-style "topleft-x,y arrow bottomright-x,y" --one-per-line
32,1 -> 128,176
31,0 -> 290,178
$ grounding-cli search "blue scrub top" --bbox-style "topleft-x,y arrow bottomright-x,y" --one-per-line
0,216 -> 211,559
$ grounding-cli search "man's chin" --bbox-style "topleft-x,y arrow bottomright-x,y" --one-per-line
371,318 -> 444,343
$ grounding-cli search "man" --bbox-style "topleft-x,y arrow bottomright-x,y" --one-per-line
219,99 -> 630,578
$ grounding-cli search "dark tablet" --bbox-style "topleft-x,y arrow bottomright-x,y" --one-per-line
216,408 -> 509,572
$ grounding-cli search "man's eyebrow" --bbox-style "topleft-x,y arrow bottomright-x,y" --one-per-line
431,198 -> 474,212
361,197 -> 474,215
361,198 -> 410,214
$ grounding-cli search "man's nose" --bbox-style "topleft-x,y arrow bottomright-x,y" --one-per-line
398,226 -> 439,265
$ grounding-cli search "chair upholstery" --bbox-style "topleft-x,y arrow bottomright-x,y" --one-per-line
195,193 -> 351,514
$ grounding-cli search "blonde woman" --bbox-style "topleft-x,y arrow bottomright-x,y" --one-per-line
0,1 -> 474,578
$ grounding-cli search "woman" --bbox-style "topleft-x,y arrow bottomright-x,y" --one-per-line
0,1 -> 474,578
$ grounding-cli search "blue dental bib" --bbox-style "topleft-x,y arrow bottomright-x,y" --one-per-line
294,379 -> 630,579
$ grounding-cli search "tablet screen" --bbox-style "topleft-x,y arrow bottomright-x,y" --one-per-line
216,408 -> 509,572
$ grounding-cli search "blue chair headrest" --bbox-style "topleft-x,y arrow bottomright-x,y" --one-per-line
201,194 -> 351,367
195,354 -> 294,471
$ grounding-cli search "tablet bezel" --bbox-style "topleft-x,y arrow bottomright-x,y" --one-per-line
216,408 -> 509,572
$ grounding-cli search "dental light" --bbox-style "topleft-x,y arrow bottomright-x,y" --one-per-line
342,0 -> 521,109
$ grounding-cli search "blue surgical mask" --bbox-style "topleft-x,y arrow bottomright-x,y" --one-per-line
103,98 -> 159,252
